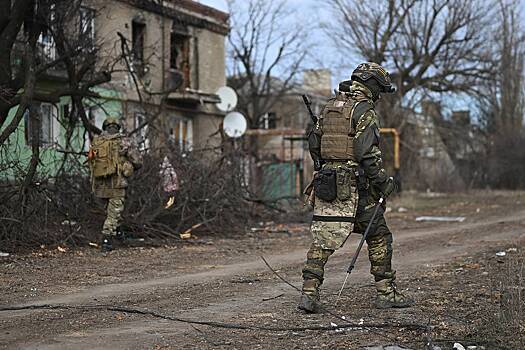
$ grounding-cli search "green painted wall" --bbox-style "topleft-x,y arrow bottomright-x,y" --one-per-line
0,84 -> 124,180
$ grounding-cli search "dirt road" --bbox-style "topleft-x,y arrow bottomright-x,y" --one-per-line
1,191 -> 524,349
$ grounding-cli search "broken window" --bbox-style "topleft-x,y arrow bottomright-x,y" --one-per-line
34,3 -> 56,63
79,6 -> 95,49
134,112 -> 149,152
169,118 -> 192,152
24,103 -> 58,147
37,28 -> 56,62
261,112 -> 277,129
170,22 -> 190,89
132,20 -> 145,63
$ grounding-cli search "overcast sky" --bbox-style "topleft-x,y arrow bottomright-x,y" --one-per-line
195,0 -> 352,87
195,0 -> 483,114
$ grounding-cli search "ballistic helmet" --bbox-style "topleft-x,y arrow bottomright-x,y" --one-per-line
351,62 -> 395,93
102,117 -> 121,131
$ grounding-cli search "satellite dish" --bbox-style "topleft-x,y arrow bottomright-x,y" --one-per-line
223,112 -> 247,138
216,86 -> 238,112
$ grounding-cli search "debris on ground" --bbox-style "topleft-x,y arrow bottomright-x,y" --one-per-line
453,343 -> 466,350
397,207 -> 408,213
496,251 -> 506,257
365,346 -> 414,350
180,223 -> 203,239
0,252 -> 9,257
415,216 -> 466,222
61,220 -> 77,226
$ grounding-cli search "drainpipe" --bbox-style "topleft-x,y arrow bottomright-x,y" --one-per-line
380,127 -> 401,191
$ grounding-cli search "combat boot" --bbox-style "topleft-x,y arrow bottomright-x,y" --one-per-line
374,278 -> 414,309
298,279 -> 321,313
101,237 -> 113,253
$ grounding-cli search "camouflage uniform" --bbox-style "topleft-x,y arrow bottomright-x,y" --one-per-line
90,118 -> 142,250
300,63 -> 413,312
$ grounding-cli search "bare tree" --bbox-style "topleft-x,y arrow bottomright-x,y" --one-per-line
328,0 -> 496,129
226,0 -> 308,129
478,0 -> 525,188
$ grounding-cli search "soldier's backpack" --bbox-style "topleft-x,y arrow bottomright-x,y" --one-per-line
88,135 -> 122,178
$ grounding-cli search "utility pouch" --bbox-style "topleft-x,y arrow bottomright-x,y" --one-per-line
336,167 -> 355,201
313,169 -> 337,202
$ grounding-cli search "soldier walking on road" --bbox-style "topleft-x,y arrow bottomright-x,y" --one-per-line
88,117 -> 142,253
299,63 -> 414,313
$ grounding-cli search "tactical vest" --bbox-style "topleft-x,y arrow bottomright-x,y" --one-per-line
319,97 -> 373,161
89,135 -> 122,178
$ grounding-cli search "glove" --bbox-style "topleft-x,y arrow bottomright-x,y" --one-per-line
377,176 -> 397,199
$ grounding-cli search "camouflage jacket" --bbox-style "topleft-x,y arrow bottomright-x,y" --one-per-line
92,132 -> 143,199
350,81 -> 389,206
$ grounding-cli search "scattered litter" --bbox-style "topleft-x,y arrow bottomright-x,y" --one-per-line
164,196 -> 175,209
416,216 -> 466,222
467,346 -> 478,350
476,208 -> 481,213
61,220 -> 77,226
341,316 -> 346,320
330,322 -> 338,328
358,318 -> 364,325
496,251 -> 506,257
180,223 -> 203,239
506,247 -> 517,252
231,277 -> 260,284
453,343 -> 466,350
365,346 -> 414,350
88,242 -> 99,248
0,252 -> 9,257
397,207 -> 408,213
57,246 -> 67,253
261,293 -> 284,301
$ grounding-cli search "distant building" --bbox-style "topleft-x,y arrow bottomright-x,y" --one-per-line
3,0 -> 229,178
242,69 -> 332,200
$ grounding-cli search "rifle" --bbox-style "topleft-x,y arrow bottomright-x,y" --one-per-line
302,94 -> 317,124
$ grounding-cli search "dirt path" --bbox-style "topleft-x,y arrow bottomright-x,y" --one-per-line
1,191 -> 524,349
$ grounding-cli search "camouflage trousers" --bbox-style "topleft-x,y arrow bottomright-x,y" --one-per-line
302,204 -> 394,284
101,197 -> 125,236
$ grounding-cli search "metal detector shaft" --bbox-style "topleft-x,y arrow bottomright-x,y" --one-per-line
337,197 -> 384,298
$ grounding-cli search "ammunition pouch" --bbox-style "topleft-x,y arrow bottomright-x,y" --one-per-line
336,167 -> 356,201
313,169 -> 337,202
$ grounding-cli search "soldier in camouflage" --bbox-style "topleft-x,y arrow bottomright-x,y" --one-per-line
299,62 -> 414,312
89,117 -> 142,253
